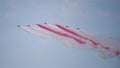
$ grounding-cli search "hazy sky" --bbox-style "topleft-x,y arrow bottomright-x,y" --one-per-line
0,0 -> 120,68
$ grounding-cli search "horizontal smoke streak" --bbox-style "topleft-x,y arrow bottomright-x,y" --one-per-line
19,23 -> 120,59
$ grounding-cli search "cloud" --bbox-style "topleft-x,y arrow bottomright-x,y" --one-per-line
60,0 -> 120,23
4,11 -> 17,20
61,0 -> 91,17
61,0 -> 79,16
0,0 -> 18,20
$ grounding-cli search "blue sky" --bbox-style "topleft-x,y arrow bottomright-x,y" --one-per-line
0,0 -> 120,68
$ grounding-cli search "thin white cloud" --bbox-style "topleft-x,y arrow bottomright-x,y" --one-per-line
61,0 -> 120,23
61,0 -> 79,16
61,0 -> 91,17
4,11 -> 17,20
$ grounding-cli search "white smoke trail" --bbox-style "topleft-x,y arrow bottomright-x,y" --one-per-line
19,24 -> 120,59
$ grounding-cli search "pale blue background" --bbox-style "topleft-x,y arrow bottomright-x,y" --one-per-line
0,0 -> 120,68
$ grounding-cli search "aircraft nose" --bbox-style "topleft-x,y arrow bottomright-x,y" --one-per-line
17,25 -> 20,27
27,25 -> 30,27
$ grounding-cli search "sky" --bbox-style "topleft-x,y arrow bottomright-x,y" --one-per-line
0,0 -> 120,68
